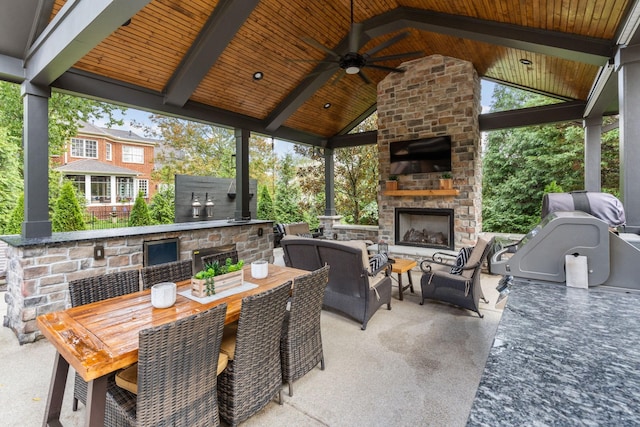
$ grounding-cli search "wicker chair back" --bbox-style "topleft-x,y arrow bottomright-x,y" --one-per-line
217,281 -> 292,425
281,265 -> 330,396
105,304 -> 227,426
141,259 -> 192,290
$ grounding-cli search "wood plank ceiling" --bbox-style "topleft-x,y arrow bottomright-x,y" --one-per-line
49,0 -> 629,142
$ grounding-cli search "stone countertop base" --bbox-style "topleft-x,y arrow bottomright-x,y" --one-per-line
467,280 -> 640,426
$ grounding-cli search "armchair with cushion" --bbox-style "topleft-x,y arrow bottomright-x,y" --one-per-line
281,236 -> 392,330
419,237 -> 494,318
283,222 -> 324,239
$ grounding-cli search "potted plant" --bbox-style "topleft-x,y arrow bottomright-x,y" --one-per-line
191,257 -> 245,297
386,175 -> 399,191
439,172 -> 453,190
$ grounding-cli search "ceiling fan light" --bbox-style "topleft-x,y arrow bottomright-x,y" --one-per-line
345,66 -> 360,74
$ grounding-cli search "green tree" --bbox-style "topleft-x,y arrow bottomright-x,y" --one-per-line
129,191 -> 152,226
0,126 -> 21,231
51,181 -> 86,232
275,154 -> 304,224
137,116 -> 236,183
257,184 -> 275,220
148,186 -> 175,224
0,81 -> 126,229
334,145 -> 378,225
4,193 -> 24,234
482,86 -> 585,233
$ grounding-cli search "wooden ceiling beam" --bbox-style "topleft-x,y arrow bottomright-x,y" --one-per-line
479,100 -> 587,131
163,0 -> 260,108
26,0 -> 150,85
328,131 -> 377,149
53,69 -> 327,147
366,8 -> 614,67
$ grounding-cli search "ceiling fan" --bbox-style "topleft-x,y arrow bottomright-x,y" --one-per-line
294,0 -> 423,85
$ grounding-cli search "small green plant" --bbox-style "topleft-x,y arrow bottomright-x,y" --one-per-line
194,257 -> 245,296
388,174 -> 399,181
441,172 -> 452,179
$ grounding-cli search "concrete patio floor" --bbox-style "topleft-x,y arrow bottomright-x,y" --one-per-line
0,251 -> 503,426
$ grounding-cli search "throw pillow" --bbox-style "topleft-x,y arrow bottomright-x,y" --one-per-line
369,252 -> 389,274
450,247 -> 472,275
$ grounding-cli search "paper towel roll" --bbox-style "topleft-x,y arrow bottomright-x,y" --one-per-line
565,254 -> 588,288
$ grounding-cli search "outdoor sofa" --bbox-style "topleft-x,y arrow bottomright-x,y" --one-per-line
280,236 -> 391,330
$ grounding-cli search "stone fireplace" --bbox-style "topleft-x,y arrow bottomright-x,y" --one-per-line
395,208 -> 454,250
377,55 -> 482,250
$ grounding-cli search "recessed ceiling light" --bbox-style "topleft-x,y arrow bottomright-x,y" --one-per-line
519,58 -> 532,66
323,103 -> 331,109
253,71 -> 264,81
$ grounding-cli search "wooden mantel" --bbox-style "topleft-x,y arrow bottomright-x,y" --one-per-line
383,189 -> 459,196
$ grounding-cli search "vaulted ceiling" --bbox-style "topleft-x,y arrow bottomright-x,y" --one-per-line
0,0 -> 638,148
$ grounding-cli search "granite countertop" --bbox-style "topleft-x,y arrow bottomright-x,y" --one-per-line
0,219 -> 272,247
467,280 -> 640,426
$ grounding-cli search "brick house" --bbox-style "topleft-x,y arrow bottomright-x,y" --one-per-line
52,122 -> 158,214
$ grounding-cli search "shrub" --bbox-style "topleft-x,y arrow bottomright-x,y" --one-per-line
52,181 -> 86,232
128,191 -> 152,227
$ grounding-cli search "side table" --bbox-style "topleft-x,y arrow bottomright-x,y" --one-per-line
391,258 -> 417,301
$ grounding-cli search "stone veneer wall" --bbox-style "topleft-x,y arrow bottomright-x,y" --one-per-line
3,221 -> 273,344
377,55 -> 482,249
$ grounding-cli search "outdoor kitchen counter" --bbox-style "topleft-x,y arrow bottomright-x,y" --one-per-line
467,280 -> 640,426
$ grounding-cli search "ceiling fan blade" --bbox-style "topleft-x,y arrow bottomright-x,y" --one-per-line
301,37 -> 341,59
368,51 -> 423,63
358,70 -> 372,84
364,31 -> 409,57
366,64 -> 406,73
349,22 -> 363,53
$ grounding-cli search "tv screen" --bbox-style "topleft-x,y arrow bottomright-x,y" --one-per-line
143,238 -> 180,266
389,136 -> 452,175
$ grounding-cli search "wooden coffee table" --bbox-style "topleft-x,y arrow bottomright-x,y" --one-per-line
391,258 -> 417,300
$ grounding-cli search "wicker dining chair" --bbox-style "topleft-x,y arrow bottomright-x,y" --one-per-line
68,269 -> 141,411
280,265 -> 330,397
217,281 -> 292,426
140,259 -> 192,290
105,303 -> 227,427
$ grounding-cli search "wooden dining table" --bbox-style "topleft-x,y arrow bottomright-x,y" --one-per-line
37,263 -> 308,427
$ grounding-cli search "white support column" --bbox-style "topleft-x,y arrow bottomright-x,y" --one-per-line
111,176 -> 117,204
615,44 -> 640,232
583,116 -> 602,192
84,174 -> 92,204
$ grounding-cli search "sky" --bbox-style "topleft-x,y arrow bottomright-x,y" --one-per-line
94,79 -> 497,153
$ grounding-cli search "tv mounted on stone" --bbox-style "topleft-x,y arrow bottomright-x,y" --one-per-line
389,135 -> 452,175
143,237 -> 180,266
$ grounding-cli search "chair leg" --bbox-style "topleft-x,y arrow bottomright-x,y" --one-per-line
320,356 -> 325,370
288,382 -> 293,397
278,389 -> 283,405
72,397 -> 78,412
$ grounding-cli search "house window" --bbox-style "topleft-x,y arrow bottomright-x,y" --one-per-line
68,175 -> 85,196
117,177 -> 135,201
106,143 -> 112,161
71,138 -> 98,158
122,145 -> 144,164
138,179 -> 149,198
91,176 -> 111,203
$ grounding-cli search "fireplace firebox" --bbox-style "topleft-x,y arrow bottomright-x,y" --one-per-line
394,208 -> 454,250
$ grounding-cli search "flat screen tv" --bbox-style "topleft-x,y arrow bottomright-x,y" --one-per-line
143,238 -> 180,266
389,136 -> 452,175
